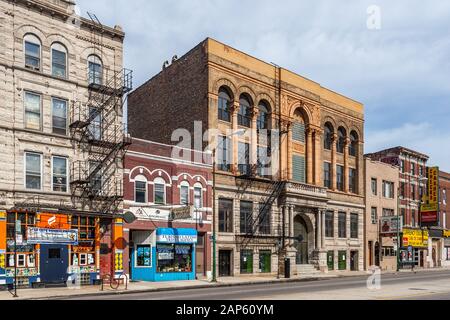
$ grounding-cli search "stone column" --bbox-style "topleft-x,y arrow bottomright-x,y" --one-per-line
250,108 -> 259,168
231,101 -> 240,174
331,134 -> 337,190
321,210 -> 326,250
286,120 -> 293,181
344,138 -> 350,193
289,206 -> 295,246
316,210 -> 322,250
306,128 -> 313,185
314,129 -> 323,186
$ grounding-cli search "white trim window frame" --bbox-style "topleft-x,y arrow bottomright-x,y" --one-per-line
134,175 -> 148,204
25,152 -> 42,191
24,34 -> 41,71
24,91 -> 42,131
52,156 -> 69,193
193,183 -> 203,209
51,42 -> 68,78
154,178 -> 166,205
51,97 -> 68,136
180,181 -> 190,206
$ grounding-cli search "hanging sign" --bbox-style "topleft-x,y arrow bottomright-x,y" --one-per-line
443,230 -> 450,238
402,229 -> 428,248
27,227 -> 78,245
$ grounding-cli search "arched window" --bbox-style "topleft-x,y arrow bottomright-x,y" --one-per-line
238,94 -> 252,128
180,181 -> 190,206
257,101 -> 270,130
51,42 -> 67,78
324,123 -> 334,150
337,127 -> 347,154
153,177 -> 166,205
134,175 -> 148,204
193,183 -> 203,209
88,55 -> 103,85
349,131 -> 359,157
24,34 -> 41,71
218,87 -> 232,122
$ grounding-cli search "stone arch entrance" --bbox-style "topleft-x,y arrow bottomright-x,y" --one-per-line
294,215 -> 312,265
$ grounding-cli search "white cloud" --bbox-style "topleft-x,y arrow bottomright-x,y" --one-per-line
75,0 -> 450,172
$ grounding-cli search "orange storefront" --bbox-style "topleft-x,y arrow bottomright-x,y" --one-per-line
0,210 -> 125,288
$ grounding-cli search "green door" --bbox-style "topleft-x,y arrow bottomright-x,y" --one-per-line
259,251 -> 271,273
327,251 -> 335,271
338,251 -> 347,270
240,250 -> 253,274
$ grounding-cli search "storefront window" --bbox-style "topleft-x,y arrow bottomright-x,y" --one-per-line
136,245 -> 152,267
156,244 -> 193,273
71,216 -> 96,268
6,211 -> 36,271
447,247 -> 450,261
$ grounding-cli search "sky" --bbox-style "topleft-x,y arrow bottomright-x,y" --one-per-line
76,0 -> 450,171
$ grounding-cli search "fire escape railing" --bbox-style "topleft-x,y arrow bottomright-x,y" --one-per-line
69,68 -> 133,215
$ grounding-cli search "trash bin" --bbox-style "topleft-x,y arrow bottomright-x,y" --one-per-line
284,258 -> 291,279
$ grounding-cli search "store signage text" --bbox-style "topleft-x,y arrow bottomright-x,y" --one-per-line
27,228 -> 78,245
402,229 -> 428,248
157,234 -> 198,244
421,167 -> 439,214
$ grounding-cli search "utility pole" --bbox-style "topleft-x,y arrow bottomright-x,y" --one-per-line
212,147 -> 217,283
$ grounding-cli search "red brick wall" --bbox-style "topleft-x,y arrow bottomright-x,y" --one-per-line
128,41 -> 209,146
440,171 -> 450,229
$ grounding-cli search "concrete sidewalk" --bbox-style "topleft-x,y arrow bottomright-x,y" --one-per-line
0,268 -> 447,300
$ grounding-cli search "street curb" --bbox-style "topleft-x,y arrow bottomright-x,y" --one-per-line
22,268 -> 450,300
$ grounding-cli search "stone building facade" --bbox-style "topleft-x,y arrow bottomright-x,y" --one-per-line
439,171 -> 450,267
367,147 -> 429,268
128,38 -> 365,277
364,157 -> 399,272
0,0 -> 129,288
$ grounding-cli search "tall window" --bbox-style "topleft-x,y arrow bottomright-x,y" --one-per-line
324,162 -> 331,189
383,181 -> 394,199
258,203 -> 271,235
292,155 -> 306,183
325,211 -> 334,238
337,127 -> 346,154
257,146 -> 271,177
349,168 -> 357,194
52,156 -> 68,192
257,102 -> 270,130
219,199 -> 233,233
52,98 -> 67,135
194,185 -> 203,208
349,131 -> 358,157
336,165 -> 344,192
135,177 -> 147,203
25,152 -> 42,190
217,136 -> 231,172
88,107 -> 102,141
24,92 -> 41,131
51,43 -> 67,78
240,201 -> 253,234
154,178 -> 166,205
180,183 -> 189,206
371,178 -> 378,196
218,88 -> 232,122
324,123 -> 333,150
371,207 -> 378,224
411,185 -> 416,200
411,209 -> 416,227
350,213 -> 359,239
24,34 -> 41,71
89,161 -> 102,194
88,55 -> 103,85
292,122 -> 306,143
238,142 -> 250,175
411,163 -> 416,176
238,95 -> 252,127
338,212 -> 347,238
400,182 -> 405,198
400,160 -> 405,173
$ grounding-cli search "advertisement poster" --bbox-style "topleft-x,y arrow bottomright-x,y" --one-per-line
402,229 -> 429,248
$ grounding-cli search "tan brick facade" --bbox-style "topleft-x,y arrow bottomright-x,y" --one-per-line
129,38 -> 365,276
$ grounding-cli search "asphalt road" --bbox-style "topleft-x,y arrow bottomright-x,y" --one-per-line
66,270 -> 450,300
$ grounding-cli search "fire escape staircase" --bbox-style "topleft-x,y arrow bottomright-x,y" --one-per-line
70,68 -> 133,215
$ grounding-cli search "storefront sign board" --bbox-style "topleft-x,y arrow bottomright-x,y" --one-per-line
27,228 -> 78,245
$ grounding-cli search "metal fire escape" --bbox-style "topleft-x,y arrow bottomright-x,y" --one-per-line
235,64 -> 288,251
69,13 -> 133,216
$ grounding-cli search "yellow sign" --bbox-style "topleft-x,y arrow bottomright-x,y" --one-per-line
0,211 -> 5,220
115,252 -> 123,271
444,230 -> 450,238
0,254 -> 5,269
403,229 -> 429,248
421,167 -> 439,213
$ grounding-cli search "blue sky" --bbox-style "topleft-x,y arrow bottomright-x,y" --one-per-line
76,0 -> 450,171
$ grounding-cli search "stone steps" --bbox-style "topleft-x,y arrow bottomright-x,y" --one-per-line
297,264 -> 322,275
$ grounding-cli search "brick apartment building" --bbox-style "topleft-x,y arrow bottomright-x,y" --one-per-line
440,170 -> 450,267
367,147 -> 429,268
128,38 -> 365,277
123,139 -> 212,281
0,0 -> 131,288
364,157 -> 399,272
